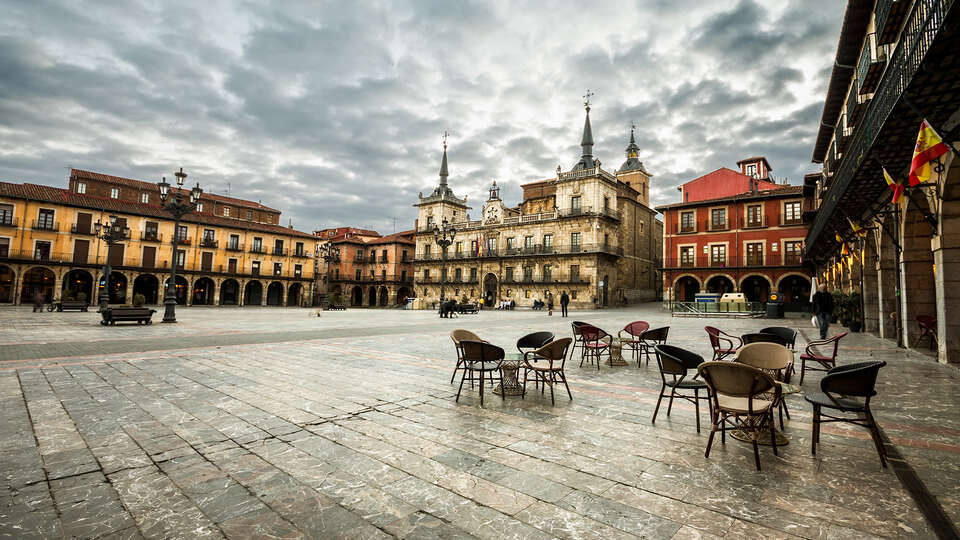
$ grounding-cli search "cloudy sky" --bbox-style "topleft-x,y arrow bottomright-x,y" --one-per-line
0,0 -> 842,233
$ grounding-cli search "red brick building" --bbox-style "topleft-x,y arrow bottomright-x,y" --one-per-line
314,227 -> 415,307
656,157 -> 814,310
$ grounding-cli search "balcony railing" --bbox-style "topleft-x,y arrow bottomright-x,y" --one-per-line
779,215 -> 803,226
200,238 -> 219,248
226,243 -> 244,252
501,274 -> 591,285
250,246 -> 266,254
31,220 -> 58,232
417,242 -> 622,261
678,222 -> 697,234
835,113 -> 851,152
173,236 -> 191,246
0,215 -> 15,227
706,219 -> 729,232
71,223 -> 94,235
661,254 -> 804,268
273,248 -> 287,256
875,0 -> 911,45
857,33 -> 888,95
292,250 -> 310,258
741,216 -> 768,229
141,232 -> 162,242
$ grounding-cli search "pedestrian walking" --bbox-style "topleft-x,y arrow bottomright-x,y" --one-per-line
811,284 -> 834,339
32,291 -> 44,313
560,290 -> 570,317
547,292 -> 554,316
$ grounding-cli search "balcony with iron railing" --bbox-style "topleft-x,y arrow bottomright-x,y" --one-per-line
706,219 -> 729,232
661,254 -> 804,269
70,223 -> 94,235
273,248 -> 287,256
141,231 -> 162,242
845,79 -> 867,126
200,238 -> 219,249
741,216 -> 768,229
779,214 -> 804,226
857,33 -> 888,95
292,250 -> 310,259
249,245 -> 266,254
835,113 -> 851,153
875,0 -> 911,45
30,220 -> 59,232
0,215 -> 16,227
225,242 -> 244,252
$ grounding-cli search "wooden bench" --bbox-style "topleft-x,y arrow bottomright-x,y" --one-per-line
328,304 -> 347,311
101,307 -> 157,325
55,301 -> 89,312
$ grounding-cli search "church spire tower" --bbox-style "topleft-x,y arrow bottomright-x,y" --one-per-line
416,130 -> 469,214
438,131 -> 449,190
616,122 -> 652,205
572,90 -> 596,171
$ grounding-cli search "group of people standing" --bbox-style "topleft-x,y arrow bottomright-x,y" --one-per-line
538,291 -> 571,317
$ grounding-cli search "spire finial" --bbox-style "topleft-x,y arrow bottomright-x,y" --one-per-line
576,92 -> 594,169
583,89 -> 594,108
438,131 -> 449,187
442,130 -> 448,150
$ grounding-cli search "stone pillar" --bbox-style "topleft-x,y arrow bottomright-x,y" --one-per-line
54,270 -> 64,302
933,162 -> 960,363
186,277 -> 193,306
900,203 -> 937,349
874,221 -> 899,341
238,280 -> 245,306
282,282 -> 289,307
213,278 -> 221,306
124,272 -> 134,305
13,266 -> 22,305
862,239 -> 879,334
261,286 -> 267,306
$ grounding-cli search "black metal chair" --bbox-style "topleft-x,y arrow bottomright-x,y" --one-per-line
804,361 -> 887,467
741,333 -> 789,347
456,341 -> 505,407
759,326 -> 798,349
637,326 -> 669,366
652,345 -> 710,433
517,332 -> 554,355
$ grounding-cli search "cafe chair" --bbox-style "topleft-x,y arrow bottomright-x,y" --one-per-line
705,326 -> 742,361
741,333 -> 789,347
517,331 -> 554,355
450,329 -> 486,384
618,321 -> 650,364
569,321 -> 589,361
735,342 -> 793,428
914,316 -> 937,351
698,361 -> 780,471
652,345 -> 710,433
804,361 -> 887,467
759,326 -> 798,349
637,326 -> 670,367
456,341 -> 505,407
799,332 -> 848,384
579,325 -> 611,370
522,338 -> 572,405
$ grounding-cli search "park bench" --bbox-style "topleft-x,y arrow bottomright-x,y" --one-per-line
100,307 -> 157,325
52,300 -> 89,312
328,304 -> 347,311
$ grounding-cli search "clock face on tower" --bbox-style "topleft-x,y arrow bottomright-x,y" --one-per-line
484,203 -> 503,224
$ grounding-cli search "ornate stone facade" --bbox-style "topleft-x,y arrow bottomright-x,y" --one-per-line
412,106 -> 662,309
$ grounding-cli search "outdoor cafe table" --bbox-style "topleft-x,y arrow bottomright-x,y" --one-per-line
606,337 -> 629,366
494,353 -> 525,396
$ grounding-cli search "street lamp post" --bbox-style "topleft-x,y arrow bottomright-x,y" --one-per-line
316,243 -> 340,309
94,214 -> 130,312
432,218 -> 456,314
157,167 -> 203,323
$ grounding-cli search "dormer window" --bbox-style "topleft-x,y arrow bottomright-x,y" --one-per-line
746,164 -> 757,178
110,188 -> 119,199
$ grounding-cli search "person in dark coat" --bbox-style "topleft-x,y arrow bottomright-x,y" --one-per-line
811,284 -> 834,339
546,292 -> 554,316
560,291 -> 570,317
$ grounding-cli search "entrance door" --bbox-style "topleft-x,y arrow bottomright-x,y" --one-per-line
201,252 -> 213,271
142,246 -> 156,268
73,239 -> 89,264
108,244 -> 125,266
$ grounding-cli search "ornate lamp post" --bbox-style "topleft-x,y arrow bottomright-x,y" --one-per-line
157,167 -> 202,323
316,243 -> 341,309
94,213 -> 130,312
433,218 -> 456,313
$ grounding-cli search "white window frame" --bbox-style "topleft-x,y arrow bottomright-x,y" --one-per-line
110,188 -> 119,199
76,182 -> 86,194
140,192 -> 149,204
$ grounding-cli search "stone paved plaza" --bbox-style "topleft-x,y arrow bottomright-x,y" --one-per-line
1,304 -> 958,539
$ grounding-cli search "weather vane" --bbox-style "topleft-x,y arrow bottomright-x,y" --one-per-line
442,130 -> 448,149
583,90 -> 594,107
631,120 -> 636,131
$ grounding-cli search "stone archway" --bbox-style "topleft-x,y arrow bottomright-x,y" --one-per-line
705,274 -> 734,294
601,274 -> 609,306
63,269 -> 94,305
367,285 -> 377,307
673,275 -> 700,302
0,264 -> 14,303
483,273 -> 498,307
220,279 -> 240,305
192,277 -> 215,305
740,275 -> 771,303
99,271 -> 128,304
266,282 -> 284,306
244,280 -> 263,306
351,286 -> 363,306
287,283 -> 303,307
777,274 -> 811,312
378,286 -> 389,306
396,286 -> 411,305
163,275 -> 189,305
132,274 -> 159,305
21,267 -> 55,305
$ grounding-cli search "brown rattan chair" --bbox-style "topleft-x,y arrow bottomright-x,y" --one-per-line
569,321 -> 588,361
735,342 -> 793,428
799,332 -> 848,384
914,316 -> 937,350
450,329 -> 486,384
522,338 -> 573,405
456,340 -> 505,407
705,326 -> 741,361
804,361 -> 887,467
618,321 -> 650,364
698,361 -> 780,471
637,326 -> 670,366
652,345 -> 710,433
579,324 -> 610,370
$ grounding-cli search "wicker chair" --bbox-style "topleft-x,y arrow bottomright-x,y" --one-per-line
569,321 -> 589,361
618,321 -> 650,364
799,332 -> 848,384
522,338 -> 573,405
579,325 -> 611,370
914,316 -> 937,350
699,361 -> 780,471
804,361 -> 887,467
517,332 -> 554,355
705,326 -> 742,361
456,340 -> 505,407
759,326 -> 798,349
637,326 -> 670,366
652,345 -> 710,433
450,329 -> 486,384
735,342 -> 793,428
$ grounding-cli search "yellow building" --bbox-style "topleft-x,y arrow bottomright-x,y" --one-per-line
0,170 -> 318,307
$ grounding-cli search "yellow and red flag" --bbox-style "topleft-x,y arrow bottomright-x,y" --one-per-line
847,217 -> 867,238
883,168 -> 904,204
909,119 -> 951,186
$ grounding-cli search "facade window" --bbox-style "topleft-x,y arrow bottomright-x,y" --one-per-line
34,241 -> 52,260
424,268 -> 431,280
680,246 -> 694,267
525,290 -> 531,298
571,290 -> 578,299
144,222 -> 159,241
295,242 -> 304,256
543,234 -> 553,249
543,264 -> 552,282
274,239 -> 284,255
710,208 -> 726,229
197,202 -> 203,212
0,203 -> 13,225
571,196 -> 581,211
603,197 -> 610,211
227,234 -> 239,250
356,269 -> 362,280
455,241 -> 463,255
571,232 -> 581,251
783,201 -> 802,224
381,269 -> 387,280
110,188 -> 119,199
424,244 -> 431,257
400,270 -> 407,281
680,211 -> 694,232
252,237 -> 262,252
470,240 -> 478,254
37,209 -> 55,230
294,264 -> 302,278
76,182 -> 86,194
401,250 -> 408,261
747,205 -> 762,227
523,266 -> 533,281
506,267 -> 514,282
784,240 -> 802,264
224,207 -> 231,217
470,268 -> 477,281
140,192 -> 149,204
381,249 -> 387,262
506,237 -> 515,250
570,265 -> 579,282
487,237 -> 495,251
203,229 -> 215,245
252,260 -> 260,275
454,268 -> 462,281
246,210 -> 253,220
176,249 -> 186,268
426,216 -> 434,227
746,242 -> 763,265
746,164 -> 757,177
228,258 -> 237,273
710,244 -> 726,266
524,236 -> 534,250
273,262 -> 282,276
334,268 -> 340,279
176,225 -> 188,242
603,233 -> 609,248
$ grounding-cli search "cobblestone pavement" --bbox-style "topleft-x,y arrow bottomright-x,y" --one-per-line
1,305 -> 958,538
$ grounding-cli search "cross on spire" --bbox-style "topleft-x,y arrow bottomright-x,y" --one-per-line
442,130 -> 448,149
583,89 -> 594,108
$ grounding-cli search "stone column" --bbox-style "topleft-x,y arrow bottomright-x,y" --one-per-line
186,277 -> 193,306
875,221 -> 899,341
213,278 -> 221,306
933,163 -> 960,363
54,270 -> 64,302
238,280 -> 245,306
282,282 -> 289,307
13,266 -> 22,305
900,205 -> 937,349
124,272 -> 134,305
261,286 -> 267,306
862,238 -> 879,334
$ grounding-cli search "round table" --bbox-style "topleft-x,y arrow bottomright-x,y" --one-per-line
606,338 -> 629,367
494,353 -> 525,396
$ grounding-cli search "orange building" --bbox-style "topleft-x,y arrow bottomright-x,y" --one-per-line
315,228 -> 415,306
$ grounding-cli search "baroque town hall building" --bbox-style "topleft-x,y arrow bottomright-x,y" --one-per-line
412,104 -> 662,308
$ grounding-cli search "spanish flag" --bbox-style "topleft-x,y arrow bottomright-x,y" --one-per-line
909,119 -> 951,186
883,168 -> 904,204
847,217 -> 867,238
